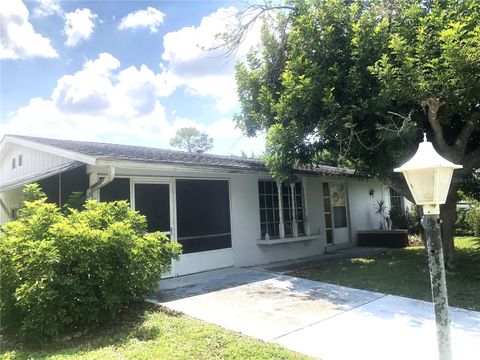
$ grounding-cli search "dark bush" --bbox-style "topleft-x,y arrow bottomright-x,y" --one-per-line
455,207 -> 474,236
0,184 -> 181,343
465,201 -> 480,236
389,207 -> 409,229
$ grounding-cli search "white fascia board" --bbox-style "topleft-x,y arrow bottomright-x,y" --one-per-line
95,160 -> 267,175
0,136 -> 97,165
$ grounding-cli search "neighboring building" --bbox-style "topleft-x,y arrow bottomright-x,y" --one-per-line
1,135 -> 397,276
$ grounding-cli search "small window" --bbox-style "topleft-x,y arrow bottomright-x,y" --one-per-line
389,188 -> 403,210
11,158 -> 16,169
18,154 -> 23,166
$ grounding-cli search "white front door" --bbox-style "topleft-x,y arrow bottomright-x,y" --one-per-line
323,182 -> 350,245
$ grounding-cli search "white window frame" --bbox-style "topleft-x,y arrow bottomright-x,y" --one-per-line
258,179 -> 307,240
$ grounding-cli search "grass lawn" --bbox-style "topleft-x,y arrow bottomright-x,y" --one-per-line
0,304 -> 310,360
291,236 -> 480,311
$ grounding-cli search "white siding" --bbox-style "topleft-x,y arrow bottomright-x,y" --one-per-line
0,143 -> 72,184
0,187 -> 23,226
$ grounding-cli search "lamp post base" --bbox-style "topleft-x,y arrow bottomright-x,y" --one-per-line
422,214 -> 452,360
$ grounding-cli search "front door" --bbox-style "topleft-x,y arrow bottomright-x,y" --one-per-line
323,182 -> 350,245
132,180 -> 177,277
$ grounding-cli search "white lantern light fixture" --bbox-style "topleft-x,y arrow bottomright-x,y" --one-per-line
394,134 -> 462,214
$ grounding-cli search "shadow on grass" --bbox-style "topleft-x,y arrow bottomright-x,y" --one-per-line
1,302 -> 181,356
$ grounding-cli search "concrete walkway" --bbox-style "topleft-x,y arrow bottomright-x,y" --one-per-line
148,267 -> 480,360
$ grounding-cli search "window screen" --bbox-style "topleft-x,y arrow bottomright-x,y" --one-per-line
176,179 -> 231,254
38,174 -> 59,205
100,178 -> 131,202
60,165 -> 89,205
134,183 -> 170,233
37,165 -> 89,206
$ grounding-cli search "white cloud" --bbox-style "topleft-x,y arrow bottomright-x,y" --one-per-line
118,7 -> 165,33
33,0 -> 62,17
0,0 -> 58,59
206,118 -> 265,155
0,52 -> 264,155
64,8 -> 97,47
159,7 -> 262,112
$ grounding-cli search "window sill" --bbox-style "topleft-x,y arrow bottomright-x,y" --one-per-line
256,234 -> 320,245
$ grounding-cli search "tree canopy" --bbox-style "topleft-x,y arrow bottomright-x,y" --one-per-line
234,0 -> 480,266
170,127 -> 214,153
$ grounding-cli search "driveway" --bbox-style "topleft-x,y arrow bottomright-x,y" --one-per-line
148,267 -> 480,360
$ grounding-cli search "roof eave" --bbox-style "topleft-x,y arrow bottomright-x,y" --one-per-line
1,135 -> 97,165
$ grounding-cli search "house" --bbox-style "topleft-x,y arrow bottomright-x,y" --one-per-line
1,134 -> 400,276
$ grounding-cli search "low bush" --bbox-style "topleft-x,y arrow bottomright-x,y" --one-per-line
465,201 -> 480,236
455,207 -> 474,236
0,184 -> 181,343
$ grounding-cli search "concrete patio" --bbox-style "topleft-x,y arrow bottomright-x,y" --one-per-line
148,267 -> 480,360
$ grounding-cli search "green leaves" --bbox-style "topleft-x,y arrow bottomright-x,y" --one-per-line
0,185 -> 181,343
235,0 -> 479,182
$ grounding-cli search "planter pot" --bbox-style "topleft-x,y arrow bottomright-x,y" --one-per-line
357,230 -> 409,248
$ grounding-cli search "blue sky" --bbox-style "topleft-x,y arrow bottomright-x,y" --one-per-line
0,0 -> 266,155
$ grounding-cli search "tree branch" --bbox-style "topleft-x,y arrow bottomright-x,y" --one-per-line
454,121 -> 477,155
387,175 -> 415,203
464,146 -> 480,172
211,2 -> 295,57
421,98 -> 451,155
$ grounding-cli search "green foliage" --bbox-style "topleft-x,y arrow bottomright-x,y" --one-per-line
170,127 -> 214,153
235,0 -> 479,184
63,191 -> 86,211
455,207 -> 473,236
465,202 -> 480,236
373,199 -> 390,230
21,183 -> 47,203
389,207 -> 409,230
0,187 -> 181,343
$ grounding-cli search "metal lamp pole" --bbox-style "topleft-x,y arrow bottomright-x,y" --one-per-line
394,134 -> 462,360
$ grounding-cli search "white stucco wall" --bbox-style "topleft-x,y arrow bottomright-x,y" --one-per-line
347,178 -> 391,244
229,173 -> 327,267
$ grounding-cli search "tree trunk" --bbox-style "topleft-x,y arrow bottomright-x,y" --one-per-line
440,185 -> 458,271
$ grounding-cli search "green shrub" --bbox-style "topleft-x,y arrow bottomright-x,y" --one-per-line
0,185 -> 181,343
465,201 -> 480,236
389,207 -> 408,229
455,207 -> 473,236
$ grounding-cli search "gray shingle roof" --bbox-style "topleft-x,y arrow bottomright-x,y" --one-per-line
6,135 -> 356,177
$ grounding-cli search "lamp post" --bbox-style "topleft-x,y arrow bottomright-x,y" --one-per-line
394,134 -> 462,360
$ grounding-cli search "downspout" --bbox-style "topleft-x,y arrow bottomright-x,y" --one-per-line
86,167 -> 115,199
